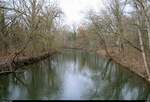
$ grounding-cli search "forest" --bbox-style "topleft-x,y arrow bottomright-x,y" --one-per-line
0,0 -> 150,100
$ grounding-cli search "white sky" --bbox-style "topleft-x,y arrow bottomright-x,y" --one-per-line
58,0 -> 104,26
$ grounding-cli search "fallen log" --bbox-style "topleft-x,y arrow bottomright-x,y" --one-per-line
0,50 -> 58,74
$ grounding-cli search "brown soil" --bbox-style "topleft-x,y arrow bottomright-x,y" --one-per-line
96,46 -> 148,80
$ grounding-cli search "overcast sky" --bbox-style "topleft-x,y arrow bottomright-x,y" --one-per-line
58,0 -> 104,26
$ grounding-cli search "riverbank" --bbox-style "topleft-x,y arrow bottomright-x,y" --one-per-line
96,47 -> 149,81
64,46 -> 149,81
1,46 -> 148,82
0,50 -> 58,74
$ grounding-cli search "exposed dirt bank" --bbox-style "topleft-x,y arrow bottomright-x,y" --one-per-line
96,47 -> 149,81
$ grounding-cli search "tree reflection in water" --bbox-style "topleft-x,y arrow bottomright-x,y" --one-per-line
0,50 -> 150,100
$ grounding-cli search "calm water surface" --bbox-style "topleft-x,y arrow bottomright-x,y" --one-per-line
0,50 -> 150,100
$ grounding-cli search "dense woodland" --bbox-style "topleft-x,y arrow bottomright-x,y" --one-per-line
1,0 -> 150,80
0,0 -> 64,57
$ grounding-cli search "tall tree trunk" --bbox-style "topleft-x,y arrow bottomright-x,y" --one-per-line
143,0 -> 150,49
114,0 -> 125,53
136,0 -> 150,49
134,0 -> 150,80
0,3 -> 8,55
145,18 -> 150,49
137,22 -> 150,80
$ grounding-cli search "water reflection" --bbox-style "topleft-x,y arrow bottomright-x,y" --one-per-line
60,68 -> 93,100
0,50 -> 150,100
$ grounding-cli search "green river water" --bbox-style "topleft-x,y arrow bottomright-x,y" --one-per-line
0,50 -> 150,100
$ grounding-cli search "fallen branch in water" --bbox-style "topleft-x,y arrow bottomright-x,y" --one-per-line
0,70 -> 24,75
0,50 -> 58,75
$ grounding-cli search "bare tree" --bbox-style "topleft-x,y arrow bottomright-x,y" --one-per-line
133,1 -> 150,80
0,0 -> 63,57
105,0 -> 129,53
134,0 -> 150,49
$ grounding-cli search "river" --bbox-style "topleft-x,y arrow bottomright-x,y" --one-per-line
0,50 -> 150,100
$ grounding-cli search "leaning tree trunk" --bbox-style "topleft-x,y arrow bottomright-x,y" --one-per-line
134,0 -> 150,80
145,18 -> 150,49
137,24 -> 150,80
